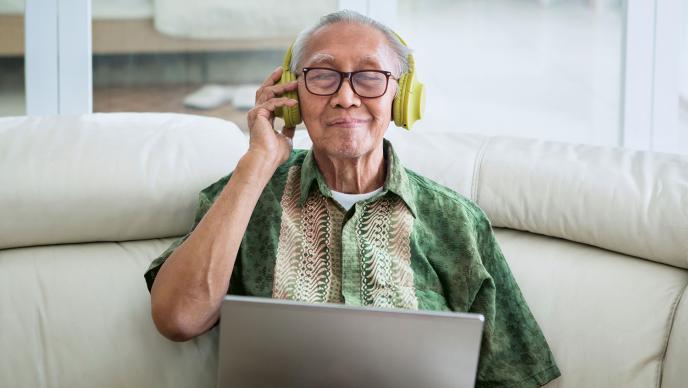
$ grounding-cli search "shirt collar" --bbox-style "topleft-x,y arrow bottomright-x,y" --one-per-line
298,139 -> 418,218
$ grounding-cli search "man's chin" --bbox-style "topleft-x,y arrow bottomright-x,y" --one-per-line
315,139 -> 365,160
311,128 -> 384,160
333,146 -> 364,159
332,135 -> 376,158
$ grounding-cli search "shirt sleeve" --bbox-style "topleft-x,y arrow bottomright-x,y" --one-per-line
143,174 -> 239,293
468,211 -> 561,388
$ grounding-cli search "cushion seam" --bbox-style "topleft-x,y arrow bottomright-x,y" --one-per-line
471,136 -> 491,204
657,280 -> 688,388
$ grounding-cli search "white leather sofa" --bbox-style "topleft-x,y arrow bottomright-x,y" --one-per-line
1,113 -> 686,388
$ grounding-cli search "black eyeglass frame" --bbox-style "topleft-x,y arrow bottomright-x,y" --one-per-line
301,67 -> 398,98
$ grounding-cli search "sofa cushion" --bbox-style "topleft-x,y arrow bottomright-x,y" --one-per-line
0,239 -> 218,388
495,228 -> 688,388
2,229 -> 684,388
662,284 -> 688,388
0,113 -> 247,250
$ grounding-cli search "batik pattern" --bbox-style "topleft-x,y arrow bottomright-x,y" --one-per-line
357,197 -> 417,309
272,165 -> 417,309
273,166 -> 343,303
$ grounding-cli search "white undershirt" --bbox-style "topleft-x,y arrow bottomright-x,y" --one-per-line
330,187 -> 384,211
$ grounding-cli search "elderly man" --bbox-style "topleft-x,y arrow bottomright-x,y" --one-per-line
145,10 -> 560,388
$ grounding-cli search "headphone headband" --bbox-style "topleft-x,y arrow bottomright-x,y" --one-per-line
283,44 -> 294,72
391,31 -> 415,75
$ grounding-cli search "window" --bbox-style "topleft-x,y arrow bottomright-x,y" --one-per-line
395,0 -> 623,147
679,1 -> 688,150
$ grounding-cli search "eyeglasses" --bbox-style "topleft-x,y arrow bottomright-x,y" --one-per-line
302,67 -> 396,98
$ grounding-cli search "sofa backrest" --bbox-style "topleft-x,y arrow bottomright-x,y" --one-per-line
387,130 -> 688,270
4,113 -> 684,269
0,113 -> 247,250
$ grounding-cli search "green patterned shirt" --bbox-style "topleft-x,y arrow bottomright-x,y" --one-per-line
145,139 -> 560,387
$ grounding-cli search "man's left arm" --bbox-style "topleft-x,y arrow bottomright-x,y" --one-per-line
467,211 -> 561,388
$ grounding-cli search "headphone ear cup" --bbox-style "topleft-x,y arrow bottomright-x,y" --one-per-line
393,73 -> 408,128
275,67 -> 302,128
405,72 -> 425,130
393,71 -> 424,130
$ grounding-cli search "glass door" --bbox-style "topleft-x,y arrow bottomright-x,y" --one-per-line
0,0 -> 25,116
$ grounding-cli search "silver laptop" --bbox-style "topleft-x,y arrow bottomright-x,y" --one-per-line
217,295 -> 484,388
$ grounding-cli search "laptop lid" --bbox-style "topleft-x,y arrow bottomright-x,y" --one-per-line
217,296 -> 484,388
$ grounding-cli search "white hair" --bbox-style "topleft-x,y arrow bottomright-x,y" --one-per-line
289,9 -> 411,77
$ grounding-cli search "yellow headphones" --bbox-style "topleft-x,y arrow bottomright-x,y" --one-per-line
275,32 -> 425,130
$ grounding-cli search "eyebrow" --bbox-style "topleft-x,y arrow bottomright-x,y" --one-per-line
305,53 -> 336,67
358,55 -> 384,68
304,53 -> 385,69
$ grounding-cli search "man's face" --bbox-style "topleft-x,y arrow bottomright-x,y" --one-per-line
298,22 -> 398,160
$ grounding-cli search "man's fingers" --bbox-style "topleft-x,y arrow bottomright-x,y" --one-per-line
263,97 -> 298,112
249,97 -> 298,124
256,69 -> 281,102
260,66 -> 284,88
256,81 -> 298,105
271,81 -> 298,95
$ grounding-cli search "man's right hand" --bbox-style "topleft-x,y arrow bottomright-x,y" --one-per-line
246,66 -> 299,168
151,67 -> 301,342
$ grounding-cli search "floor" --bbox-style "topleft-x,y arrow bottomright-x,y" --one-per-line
93,84 -> 251,132
1,0 -> 686,153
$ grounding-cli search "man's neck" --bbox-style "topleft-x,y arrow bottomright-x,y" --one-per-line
312,145 -> 385,194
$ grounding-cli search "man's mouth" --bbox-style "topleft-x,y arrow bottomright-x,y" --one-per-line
326,118 -> 370,128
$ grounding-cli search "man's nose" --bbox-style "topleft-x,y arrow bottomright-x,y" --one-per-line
330,78 -> 361,108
